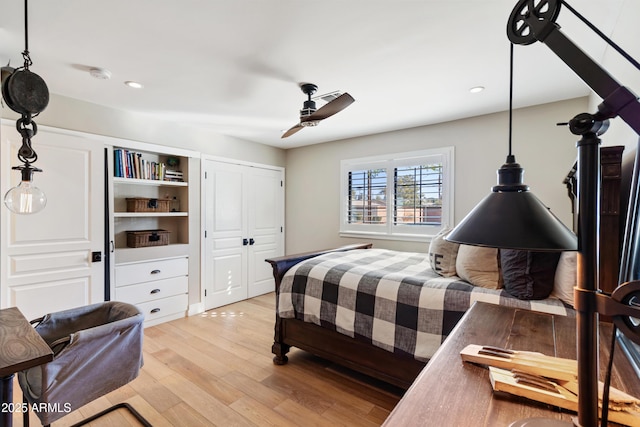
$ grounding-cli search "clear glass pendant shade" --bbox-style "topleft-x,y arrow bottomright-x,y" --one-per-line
4,179 -> 47,214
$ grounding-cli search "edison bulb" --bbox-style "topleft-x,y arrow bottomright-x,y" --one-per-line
4,179 -> 47,214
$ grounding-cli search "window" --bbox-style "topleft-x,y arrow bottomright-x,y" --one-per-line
340,147 -> 454,241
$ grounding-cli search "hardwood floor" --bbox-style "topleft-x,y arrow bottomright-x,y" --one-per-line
13,293 -> 403,426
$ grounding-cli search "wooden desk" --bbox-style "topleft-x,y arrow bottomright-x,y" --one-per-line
0,307 -> 53,427
383,302 -> 640,426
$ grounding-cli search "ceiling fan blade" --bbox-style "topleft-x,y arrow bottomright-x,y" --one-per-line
281,123 -> 304,138
306,92 -> 355,122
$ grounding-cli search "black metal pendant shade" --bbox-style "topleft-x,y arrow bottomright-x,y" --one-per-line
446,156 -> 577,251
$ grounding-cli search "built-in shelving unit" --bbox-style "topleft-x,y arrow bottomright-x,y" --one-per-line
107,142 -> 198,326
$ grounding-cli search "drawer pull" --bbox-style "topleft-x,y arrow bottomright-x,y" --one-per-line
150,288 -> 161,294
150,308 -> 161,314
150,269 -> 161,274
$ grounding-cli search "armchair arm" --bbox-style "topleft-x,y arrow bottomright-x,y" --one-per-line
33,301 -> 142,345
48,336 -> 71,356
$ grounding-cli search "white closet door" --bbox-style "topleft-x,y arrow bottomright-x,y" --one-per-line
203,158 -> 283,310
1,125 -> 105,320
204,160 -> 248,309
247,166 -> 283,297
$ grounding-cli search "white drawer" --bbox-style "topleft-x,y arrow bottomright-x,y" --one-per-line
115,257 -> 188,287
137,294 -> 188,322
115,276 -> 188,304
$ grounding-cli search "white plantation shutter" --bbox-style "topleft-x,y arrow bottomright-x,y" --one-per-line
340,147 -> 454,241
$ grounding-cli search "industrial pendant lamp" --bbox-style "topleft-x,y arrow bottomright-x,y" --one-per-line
446,43 -> 577,251
450,0 -> 640,426
1,0 -> 49,214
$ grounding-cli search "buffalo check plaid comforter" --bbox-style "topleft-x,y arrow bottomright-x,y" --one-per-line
278,248 -> 574,362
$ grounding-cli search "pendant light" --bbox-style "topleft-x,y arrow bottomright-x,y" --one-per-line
446,43 -> 577,251
1,0 -> 49,214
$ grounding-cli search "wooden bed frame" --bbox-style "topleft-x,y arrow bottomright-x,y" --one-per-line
266,146 -> 626,390
266,243 -> 426,389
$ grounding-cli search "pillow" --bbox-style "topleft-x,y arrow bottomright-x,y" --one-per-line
455,245 -> 501,289
500,249 -> 561,300
551,251 -> 577,307
428,228 -> 460,277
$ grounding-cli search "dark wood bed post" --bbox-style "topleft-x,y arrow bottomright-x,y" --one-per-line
266,243 -> 373,365
271,326 -> 290,365
565,146 -> 624,296
599,146 -> 624,295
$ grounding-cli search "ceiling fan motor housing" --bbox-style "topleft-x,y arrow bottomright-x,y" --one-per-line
300,99 -> 317,116
300,83 -> 318,121
300,81 -> 318,125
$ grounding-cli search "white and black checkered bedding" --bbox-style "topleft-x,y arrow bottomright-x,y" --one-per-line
278,248 -> 574,362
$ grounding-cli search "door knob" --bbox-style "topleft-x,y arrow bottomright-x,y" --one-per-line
243,238 -> 249,246
249,238 -> 255,245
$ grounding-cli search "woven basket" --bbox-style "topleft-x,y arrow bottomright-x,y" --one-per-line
126,198 -> 170,213
126,230 -> 170,248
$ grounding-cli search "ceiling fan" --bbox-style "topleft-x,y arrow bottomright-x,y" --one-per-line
281,83 -> 354,138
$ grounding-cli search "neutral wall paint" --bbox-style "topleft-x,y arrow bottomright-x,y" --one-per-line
285,97 -> 588,254
1,93 -> 286,167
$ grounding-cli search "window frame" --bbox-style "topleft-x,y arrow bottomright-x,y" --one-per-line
339,147 -> 454,241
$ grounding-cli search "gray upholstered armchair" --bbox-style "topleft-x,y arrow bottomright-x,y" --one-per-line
18,301 -> 150,426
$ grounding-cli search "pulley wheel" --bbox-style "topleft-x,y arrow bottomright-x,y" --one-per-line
1,69 -> 49,115
507,0 -> 561,45
611,280 -> 640,346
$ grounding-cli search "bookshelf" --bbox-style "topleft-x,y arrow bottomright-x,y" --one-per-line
111,148 -> 189,251
107,143 -> 198,326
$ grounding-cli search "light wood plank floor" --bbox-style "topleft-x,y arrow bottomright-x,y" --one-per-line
13,293 -> 403,426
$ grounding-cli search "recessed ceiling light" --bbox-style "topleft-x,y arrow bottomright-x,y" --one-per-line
124,81 -> 143,89
469,86 -> 485,93
89,67 -> 111,80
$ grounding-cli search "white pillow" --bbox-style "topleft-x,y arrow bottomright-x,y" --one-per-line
551,251 -> 577,307
455,245 -> 501,289
428,228 -> 460,277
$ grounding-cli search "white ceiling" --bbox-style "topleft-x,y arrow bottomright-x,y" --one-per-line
0,0 -> 627,148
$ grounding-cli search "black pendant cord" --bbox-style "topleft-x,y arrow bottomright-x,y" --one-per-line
22,0 -> 32,70
600,323 -> 618,427
19,0 -> 38,152
561,0 -> 640,71
508,43 -> 514,159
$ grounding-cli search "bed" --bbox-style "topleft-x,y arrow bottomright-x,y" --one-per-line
266,146 -> 625,389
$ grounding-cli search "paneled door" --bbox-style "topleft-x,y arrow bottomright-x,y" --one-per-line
203,158 -> 284,310
246,165 -> 284,298
0,124 -> 104,320
204,160 -> 247,309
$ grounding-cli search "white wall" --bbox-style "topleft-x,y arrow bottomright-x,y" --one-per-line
285,97 -> 588,254
1,93 -> 286,167
587,0 -> 640,152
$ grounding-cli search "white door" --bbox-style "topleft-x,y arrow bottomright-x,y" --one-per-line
247,166 -> 284,297
203,159 -> 283,310
204,160 -> 248,309
1,124 -> 105,320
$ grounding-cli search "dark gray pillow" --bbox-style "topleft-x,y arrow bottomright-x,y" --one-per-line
500,250 -> 561,300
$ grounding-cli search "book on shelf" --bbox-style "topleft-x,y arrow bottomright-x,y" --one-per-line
114,148 -> 179,181
164,170 -> 184,182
